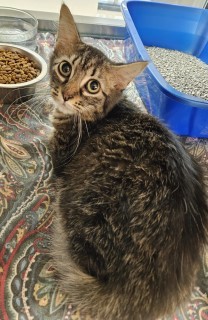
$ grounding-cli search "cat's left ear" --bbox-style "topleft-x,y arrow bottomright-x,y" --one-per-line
111,61 -> 148,90
56,3 -> 81,49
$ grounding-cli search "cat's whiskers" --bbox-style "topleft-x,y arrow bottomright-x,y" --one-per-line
24,96 -> 50,121
6,84 -> 51,120
8,94 -> 46,120
84,119 -> 90,137
54,114 -> 83,169
77,113 -> 83,148
51,90 -> 59,97
2,83 -> 45,104
76,104 -> 91,122
68,113 -> 82,160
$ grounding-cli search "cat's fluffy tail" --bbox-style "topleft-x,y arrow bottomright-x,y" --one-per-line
51,215 -> 128,320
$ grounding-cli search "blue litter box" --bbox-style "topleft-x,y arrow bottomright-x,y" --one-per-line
121,0 -> 208,137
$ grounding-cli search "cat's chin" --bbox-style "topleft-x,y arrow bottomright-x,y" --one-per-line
53,100 -> 77,116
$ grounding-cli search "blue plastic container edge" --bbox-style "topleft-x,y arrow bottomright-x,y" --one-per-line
121,0 -> 208,109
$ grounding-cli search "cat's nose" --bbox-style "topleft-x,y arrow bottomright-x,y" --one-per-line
63,93 -> 73,101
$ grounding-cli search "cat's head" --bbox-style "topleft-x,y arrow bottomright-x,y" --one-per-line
50,4 -> 147,121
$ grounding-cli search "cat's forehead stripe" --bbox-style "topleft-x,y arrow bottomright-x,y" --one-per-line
79,49 -> 91,67
90,67 -> 96,77
71,55 -> 80,65
78,47 -> 105,69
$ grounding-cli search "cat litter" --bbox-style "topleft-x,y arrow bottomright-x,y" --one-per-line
146,47 -> 208,101
122,1 -> 208,137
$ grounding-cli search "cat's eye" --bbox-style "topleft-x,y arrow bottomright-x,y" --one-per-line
58,61 -> 71,77
85,80 -> 100,94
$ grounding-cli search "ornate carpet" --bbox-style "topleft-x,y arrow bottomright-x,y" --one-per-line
0,33 -> 208,320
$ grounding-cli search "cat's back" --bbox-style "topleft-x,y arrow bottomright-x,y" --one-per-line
66,99 -> 190,181
61,98 -> 205,273
53,100 -> 208,320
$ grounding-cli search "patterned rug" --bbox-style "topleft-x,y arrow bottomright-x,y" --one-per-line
0,33 -> 208,320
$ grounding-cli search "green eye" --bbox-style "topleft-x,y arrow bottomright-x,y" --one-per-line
85,79 -> 100,94
58,61 -> 71,77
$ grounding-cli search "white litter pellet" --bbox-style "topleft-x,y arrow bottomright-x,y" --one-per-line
146,46 -> 208,101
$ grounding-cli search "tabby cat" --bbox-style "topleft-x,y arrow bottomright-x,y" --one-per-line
48,4 -> 208,320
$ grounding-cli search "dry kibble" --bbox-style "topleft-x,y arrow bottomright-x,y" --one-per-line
0,49 -> 40,84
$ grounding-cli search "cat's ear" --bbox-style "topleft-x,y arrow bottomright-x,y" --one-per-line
56,3 -> 81,49
111,61 -> 148,90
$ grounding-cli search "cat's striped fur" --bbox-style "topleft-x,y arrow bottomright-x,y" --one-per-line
48,4 -> 208,320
